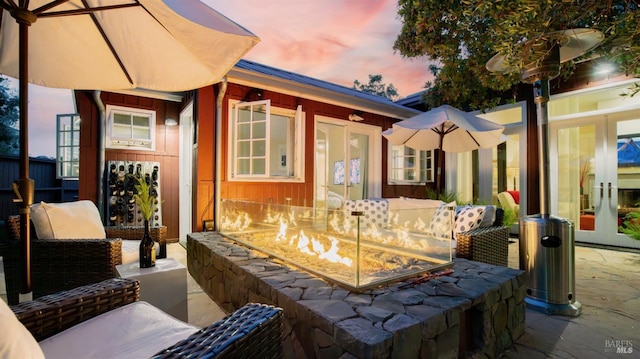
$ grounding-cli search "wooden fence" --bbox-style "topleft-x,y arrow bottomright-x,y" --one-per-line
0,155 -> 78,221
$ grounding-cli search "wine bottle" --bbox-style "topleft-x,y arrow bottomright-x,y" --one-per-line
139,220 -> 156,268
157,238 -> 167,259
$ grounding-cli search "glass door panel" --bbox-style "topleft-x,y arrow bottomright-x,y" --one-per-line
493,133 -> 521,194
552,114 -> 640,249
555,125 -> 597,234
347,133 -> 369,200
315,119 -> 378,213
612,116 -> 640,248
315,122 -> 346,212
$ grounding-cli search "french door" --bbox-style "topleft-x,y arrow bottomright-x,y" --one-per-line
314,117 -> 381,212
550,112 -> 640,249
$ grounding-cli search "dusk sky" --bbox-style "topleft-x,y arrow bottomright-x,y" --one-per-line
10,0 -> 434,157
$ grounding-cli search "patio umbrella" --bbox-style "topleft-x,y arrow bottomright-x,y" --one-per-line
0,0 -> 259,301
382,105 -> 505,194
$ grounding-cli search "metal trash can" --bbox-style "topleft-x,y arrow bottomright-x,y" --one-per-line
520,214 -> 582,316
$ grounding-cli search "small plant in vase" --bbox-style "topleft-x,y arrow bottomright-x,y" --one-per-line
132,175 -> 160,267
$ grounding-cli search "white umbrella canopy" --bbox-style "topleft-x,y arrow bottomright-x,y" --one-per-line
383,105 -> 505,193
0,0 -> 259,301
0,0 -> 260,91
382,105 -> 505,152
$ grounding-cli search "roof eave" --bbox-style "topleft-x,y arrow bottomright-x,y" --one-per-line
226,67 -> 420,120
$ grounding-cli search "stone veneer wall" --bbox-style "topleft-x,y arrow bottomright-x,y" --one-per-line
188,233 -> 525,359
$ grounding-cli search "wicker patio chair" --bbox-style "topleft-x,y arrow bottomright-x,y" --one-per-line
11,278 -> 140,341
152,303 -> 284,359
10,278 -> 284,359
456,207 -> 510,266
0,215 -> 123,304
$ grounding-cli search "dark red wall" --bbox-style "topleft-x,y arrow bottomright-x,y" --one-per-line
76,90 -> 182,240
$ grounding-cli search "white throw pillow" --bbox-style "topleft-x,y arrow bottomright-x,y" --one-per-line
427,201 -> 456,240
0,298 -> 45,359
454,206 -> 485,237
31,200 -> 106,239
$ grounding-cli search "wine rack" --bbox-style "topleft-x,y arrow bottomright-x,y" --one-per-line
106,161 -> 163,227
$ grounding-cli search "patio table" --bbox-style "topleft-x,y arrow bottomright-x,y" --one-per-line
116,257 -> 188,322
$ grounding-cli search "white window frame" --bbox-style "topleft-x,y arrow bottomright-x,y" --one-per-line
56,113 -> 81,179
105,105 -> 156,151
228,99 -> 304,182
388,144 -> 434,184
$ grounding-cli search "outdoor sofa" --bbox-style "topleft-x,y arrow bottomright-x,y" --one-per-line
3,278 -> 283,358
345,197 -> 510,266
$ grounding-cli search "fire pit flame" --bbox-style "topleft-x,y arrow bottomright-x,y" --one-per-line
221,212 -> 251,231
224,210 -> 354,268
291,228 -> 353,267
219,200 -> 454,291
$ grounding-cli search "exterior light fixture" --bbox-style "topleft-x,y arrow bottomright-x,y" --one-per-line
165,118 -> 178,126
595,62 -> 615,75
348,113 -> 364,122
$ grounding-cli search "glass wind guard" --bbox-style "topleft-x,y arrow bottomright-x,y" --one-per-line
219,199 -> 453,291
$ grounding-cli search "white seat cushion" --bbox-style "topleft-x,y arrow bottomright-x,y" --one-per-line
0,297 -> 45,359
121,239 -> 142,265
31,200 -> 106,239
121,240 -> 161,265
39,301 -> 198,359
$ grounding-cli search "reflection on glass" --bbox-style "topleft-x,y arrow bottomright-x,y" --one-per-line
557,125 -> 595,231
617,119 -> 640,234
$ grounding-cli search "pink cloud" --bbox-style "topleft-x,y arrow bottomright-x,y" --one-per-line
16,1 -> 436,156
209,0 -> 435,96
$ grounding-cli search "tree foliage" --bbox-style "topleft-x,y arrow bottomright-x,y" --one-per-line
0,76 -> 20,155
353,74 -> 400,101
394,0 -> 640,110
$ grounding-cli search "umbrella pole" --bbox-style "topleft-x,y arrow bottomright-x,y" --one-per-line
436,129 -> 445,195
15,16 -> 35,302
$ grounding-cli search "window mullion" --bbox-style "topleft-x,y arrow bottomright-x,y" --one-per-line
265,104 -> 271,176
231,99 -> 300,181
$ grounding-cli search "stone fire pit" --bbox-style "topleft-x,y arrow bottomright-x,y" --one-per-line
188,232 -> 525,358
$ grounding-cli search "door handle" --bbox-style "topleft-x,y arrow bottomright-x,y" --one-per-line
598,182 -> 603,198
608,182 -> 611,199
609,183 -> 618,200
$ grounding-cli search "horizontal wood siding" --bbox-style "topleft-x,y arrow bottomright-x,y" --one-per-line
76,83 -> 425,235
76,91 -> 182,240
193,86 -> 216,231
76,90 -> 101,203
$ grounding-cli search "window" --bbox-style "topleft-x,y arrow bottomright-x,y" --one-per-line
106,105 -> 156,150
229,100 -> 304,180
388,145 -> 433,184
56,114 -> 81,179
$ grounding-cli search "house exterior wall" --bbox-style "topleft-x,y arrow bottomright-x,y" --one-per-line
191,82 -> 433,231
76,90 -> 183,240
76,82 -> 436,235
